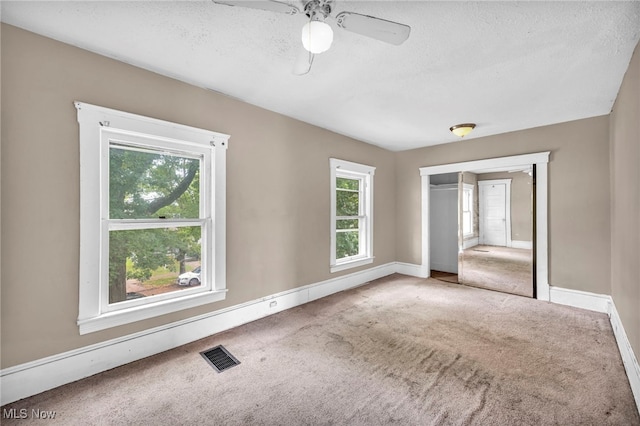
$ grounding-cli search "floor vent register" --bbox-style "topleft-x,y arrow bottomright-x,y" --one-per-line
200,345 -> 241,373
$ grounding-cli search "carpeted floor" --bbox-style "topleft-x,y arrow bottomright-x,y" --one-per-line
461,245 -> 533,297
2,274 -> 638,425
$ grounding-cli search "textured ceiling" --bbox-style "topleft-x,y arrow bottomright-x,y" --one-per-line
2,1 -> 640,151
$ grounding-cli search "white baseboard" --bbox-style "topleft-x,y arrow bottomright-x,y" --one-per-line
548,286 -> 611,313
511,240 -> 533,250
549,286 -> 640,413
395,262 -> 430,278
0,262 -> 397,406
308,263 -> 396,301
463,237 -> 479,249
609,298 -> 640,411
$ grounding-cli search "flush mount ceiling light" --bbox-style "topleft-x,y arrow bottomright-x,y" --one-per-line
449,123 -> 476,138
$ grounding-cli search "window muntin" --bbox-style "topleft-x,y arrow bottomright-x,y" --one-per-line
330,159 -> 375,272
76,102 -> 228,334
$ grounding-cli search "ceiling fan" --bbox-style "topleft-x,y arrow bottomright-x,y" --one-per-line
211,0 -> 411,75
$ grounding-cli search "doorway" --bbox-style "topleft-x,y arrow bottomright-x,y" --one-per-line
429,174 -> 458,276
419,152 -> 551,301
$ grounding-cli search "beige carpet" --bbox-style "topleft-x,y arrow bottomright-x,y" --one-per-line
461,245 -> 533,297
2,274 -> 638,425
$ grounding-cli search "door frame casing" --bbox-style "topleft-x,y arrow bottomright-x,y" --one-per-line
478,179 -> 512,247
419,152 -> 550,301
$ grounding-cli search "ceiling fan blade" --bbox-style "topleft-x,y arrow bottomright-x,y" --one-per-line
292,48 -> 314,75
335,12 -> 410,45
212,1 -> 300,15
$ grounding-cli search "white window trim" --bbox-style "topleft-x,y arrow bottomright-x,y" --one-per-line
330,158 -> 375,273
462,183 -> 474,238
75,102 -> 229,334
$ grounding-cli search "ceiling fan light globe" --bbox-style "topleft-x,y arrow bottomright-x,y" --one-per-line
301,21 -> 333,54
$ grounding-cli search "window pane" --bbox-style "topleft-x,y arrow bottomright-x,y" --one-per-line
109,226 -> 202,304
336,231 -> 359,259
337,219 -> 359,230
337,177 -> 359,191
336,190 -> 360,216
109,145 -> 201,219
463,212 -> 472,234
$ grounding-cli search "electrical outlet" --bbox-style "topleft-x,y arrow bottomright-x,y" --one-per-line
269,300 -> 277,308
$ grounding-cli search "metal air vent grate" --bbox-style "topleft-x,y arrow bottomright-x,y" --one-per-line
200,345 -> 240,373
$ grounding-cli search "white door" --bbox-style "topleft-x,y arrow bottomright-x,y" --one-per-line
479,181 -> 509,246
430,187 -> 458,273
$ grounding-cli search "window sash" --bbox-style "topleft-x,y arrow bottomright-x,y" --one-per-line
103,219 -> 211,311
108,144 -> 204,221
102,223 -> 208,312
335,175 -> 365,260
335,222 -> 367,261
104,133 -> 212,222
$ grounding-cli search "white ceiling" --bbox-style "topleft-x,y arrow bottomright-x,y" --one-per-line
2,1 -> 640,151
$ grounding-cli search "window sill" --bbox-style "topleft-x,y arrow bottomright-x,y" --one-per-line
330,257 -> 374,273
78,289 -> 227,335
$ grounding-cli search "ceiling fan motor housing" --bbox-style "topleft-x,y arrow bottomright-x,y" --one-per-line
304,0 -> 332,20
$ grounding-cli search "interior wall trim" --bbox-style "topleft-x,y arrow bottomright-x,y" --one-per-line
548,285 -> 611,313
395,262 -> 430,278
511,240 -> 533,250
462,237 -> 480,250
549,285 -> 640,412
609,298 -> 640,412
0,262 -> 397,406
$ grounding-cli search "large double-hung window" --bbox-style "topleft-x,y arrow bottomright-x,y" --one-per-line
330,158 -> 375,272
76,102 -> 229,334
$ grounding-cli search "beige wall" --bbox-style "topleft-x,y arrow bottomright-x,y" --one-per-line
476,171 -> 533,242
0,25 -> 397,368
610,41 -> 640,357
396,115 -> 611,295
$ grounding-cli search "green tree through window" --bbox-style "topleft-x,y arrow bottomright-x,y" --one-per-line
108,146 -> 202,303
335,177 -> 361,259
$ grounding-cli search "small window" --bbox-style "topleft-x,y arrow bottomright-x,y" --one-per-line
330,159 -> 375,273
76,102 -> 229,334
462,183 -> 474,237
